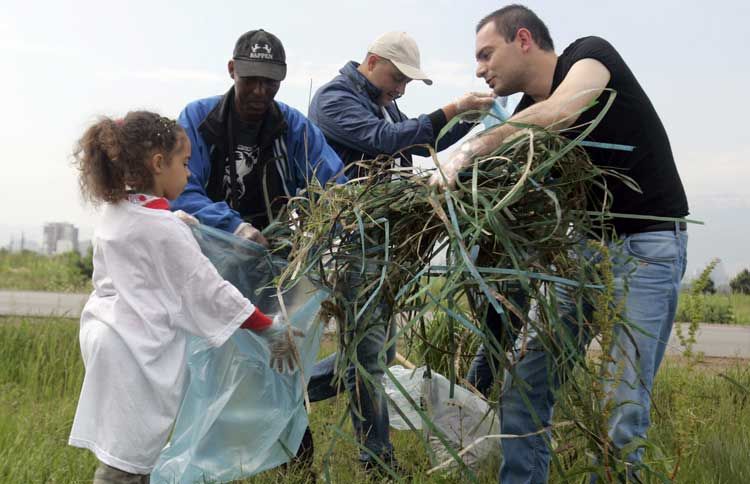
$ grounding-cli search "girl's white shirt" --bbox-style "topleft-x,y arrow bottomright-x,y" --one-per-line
68,199 -> 255,474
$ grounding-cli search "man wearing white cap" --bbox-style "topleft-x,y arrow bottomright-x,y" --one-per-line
307,31 -> 493,474
309,31 -> 495,178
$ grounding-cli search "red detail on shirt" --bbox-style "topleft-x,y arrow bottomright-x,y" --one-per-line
241,309 -> 273,332
143,198 -> 170,210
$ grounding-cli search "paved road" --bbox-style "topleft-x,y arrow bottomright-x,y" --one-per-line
2,290 -> 749,359
665,323 -> 750,359
587,322 -> 750,359
0,290 -> 89,319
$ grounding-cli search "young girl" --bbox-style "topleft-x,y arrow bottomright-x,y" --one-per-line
68,111 -> 299,483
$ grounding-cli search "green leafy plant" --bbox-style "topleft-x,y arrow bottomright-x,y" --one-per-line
676,259 -> 720,359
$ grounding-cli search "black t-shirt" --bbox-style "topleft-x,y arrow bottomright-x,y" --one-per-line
223,112 -> 286,229
515,36 -> 689,234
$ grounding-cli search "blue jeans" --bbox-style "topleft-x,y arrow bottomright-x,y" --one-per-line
307,268 -> 397,461
499,228 -> 688,483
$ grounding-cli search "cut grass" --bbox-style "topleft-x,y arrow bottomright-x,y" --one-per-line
1,316 -> 748,483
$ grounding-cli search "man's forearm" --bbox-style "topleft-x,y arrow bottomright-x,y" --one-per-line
460,98 -> 572,159
461,122 -> 518,160
441,102 -> 458,121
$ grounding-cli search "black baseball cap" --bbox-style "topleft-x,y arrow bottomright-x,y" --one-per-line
232,29 -> 287,81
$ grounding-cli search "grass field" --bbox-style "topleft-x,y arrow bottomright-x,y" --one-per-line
0,251 -> 91,293
675,292 -> 750,325
1,316 -> 749,483
726,293 -> 750,323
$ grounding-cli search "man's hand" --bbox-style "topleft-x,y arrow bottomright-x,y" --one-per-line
174,210 -> 199,226
234,222 -> 269,248
454,92 -> 496,115
429,142 -> 474,189
258,314 -> 305,374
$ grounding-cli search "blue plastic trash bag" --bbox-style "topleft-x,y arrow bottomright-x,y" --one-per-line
482,96 -> 511,129
151,224 -> 326,483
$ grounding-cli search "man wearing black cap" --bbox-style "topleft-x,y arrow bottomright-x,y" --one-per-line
172,30 -> 343,474
173,30 -> 344,246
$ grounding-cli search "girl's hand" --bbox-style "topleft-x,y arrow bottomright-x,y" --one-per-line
234,222 -> 270,248
258,314 -> 305,374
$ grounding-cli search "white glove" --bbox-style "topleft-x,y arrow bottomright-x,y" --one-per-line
174,210 -> 199,226
234,222 -> 269,247
429,142 -> 474,189
258,314 -> 305,374
454,92 -> 496,116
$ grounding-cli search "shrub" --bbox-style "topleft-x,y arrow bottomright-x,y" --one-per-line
676,294 -> 735,324
703,277 -> 716,295
731,269 -> 750,295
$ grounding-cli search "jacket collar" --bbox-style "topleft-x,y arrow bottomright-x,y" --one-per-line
199,86 -> 287,150
340,61 -> 383,104
340,61 -> 403,122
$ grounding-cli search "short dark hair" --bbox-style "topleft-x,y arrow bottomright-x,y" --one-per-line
477,5 -> 554,52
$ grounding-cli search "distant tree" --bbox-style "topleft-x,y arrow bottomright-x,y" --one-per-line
730,269 -> 750,295
702,277 -> 717,295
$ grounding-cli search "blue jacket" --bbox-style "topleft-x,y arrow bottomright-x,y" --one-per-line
172,89 -> 345,233
309,61 -> 474,177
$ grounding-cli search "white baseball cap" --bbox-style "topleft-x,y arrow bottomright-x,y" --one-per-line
368,31 -> 433,85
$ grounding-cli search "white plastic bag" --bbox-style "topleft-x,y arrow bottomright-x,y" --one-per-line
385,365 -> 501,471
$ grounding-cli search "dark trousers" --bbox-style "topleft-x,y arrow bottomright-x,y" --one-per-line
466,282 -> 528,397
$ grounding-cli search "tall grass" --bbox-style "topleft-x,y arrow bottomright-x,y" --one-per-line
0,250 -> 91,293
676,293 -> 750,325
0,316 -> 95,482
727,293 -> 750,324
1,316 -> 748,483
648,362 -> 750,483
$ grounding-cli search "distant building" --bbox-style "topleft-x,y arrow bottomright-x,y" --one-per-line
43,222 -> 79,255
5,233 -> 41,253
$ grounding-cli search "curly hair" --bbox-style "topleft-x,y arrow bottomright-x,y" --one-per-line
73,111 -> 186,204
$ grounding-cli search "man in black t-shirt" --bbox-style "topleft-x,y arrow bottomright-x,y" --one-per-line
223,112 -> 286,229
432,5 -> 689,483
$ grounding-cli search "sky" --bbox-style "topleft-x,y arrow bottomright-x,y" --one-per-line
1,0 -> 748,280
